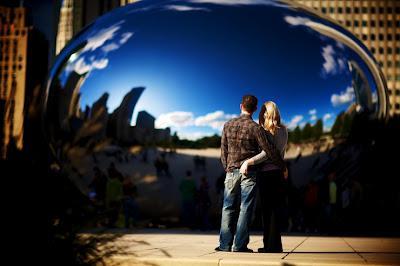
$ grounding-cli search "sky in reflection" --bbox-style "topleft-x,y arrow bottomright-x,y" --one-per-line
52,0 -> 379,140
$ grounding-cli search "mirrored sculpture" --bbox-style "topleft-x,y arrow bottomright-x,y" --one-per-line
44,0 -> 389,223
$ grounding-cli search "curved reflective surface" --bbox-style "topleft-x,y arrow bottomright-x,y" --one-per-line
44,0 -> 388,222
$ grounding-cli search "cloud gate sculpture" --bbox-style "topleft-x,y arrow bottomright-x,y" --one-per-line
43,0 -> 389,223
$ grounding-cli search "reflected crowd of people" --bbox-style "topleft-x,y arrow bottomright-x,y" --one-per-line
37,112 -> 400,235
83,130 -> 398,235
154,153 -> 172,177
86,146 -> 215,230
283,165 -> 365,234
251,114 -> 400,235
89,162 -> 139,229
179,170 -> 212,230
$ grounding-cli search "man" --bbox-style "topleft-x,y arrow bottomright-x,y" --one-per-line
216,95 -> 285,252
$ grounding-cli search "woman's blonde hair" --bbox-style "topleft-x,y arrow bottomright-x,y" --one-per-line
258,101 -> 282,135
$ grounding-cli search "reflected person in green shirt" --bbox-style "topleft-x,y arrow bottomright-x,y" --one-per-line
179,170 -> 197,228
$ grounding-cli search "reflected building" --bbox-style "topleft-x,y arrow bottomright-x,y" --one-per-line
58,71 -> 87,130
135,110 -> 171,144
72,92 -> 109,145
349,60 -> 373,113
47,79 -> 170,147
137,110 -> 155,129
108,86 -> 144,143
56,0 -> 138,55
108,87 -> 171,145
89,92 -> 109,140
0,6 -> 48,159
294,0 -> 400,115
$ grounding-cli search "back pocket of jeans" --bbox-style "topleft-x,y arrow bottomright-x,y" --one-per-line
224,174 -> 234,190
242,173 -> 256,187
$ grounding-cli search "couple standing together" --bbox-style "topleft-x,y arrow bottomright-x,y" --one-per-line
216,95 -> 288,253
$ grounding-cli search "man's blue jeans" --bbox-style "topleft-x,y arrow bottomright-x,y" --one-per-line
218,169 -> 257,251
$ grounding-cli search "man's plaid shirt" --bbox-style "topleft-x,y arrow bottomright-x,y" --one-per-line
221,114 -> 285,172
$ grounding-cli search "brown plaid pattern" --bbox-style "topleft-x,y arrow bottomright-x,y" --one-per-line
221,114 -> 285,172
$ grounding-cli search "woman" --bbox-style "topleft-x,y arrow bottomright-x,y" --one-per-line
240,101 -> 288,253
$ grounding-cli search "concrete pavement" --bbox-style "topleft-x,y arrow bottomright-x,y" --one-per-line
79,229 -> 400,266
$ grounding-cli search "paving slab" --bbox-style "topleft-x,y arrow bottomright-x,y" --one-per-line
343,237 -> 400,253
294,237 -> 353,252
360,253 -> 400,265
79,229 -> 400,266
283,253 -> 365,264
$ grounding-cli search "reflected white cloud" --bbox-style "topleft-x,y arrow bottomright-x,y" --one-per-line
323,125 -> 332,132
323,113 -> 333,121
287,114 -> 304,129
155,111 -> 194,128
195,110 -> 237,130
177,131 -> 214,141
165,5 -> 210,12
102,43 -> 120,52
189,0 -> 277,5
284,16 -> 350,78
73,57 -> 109,75
322,45 -> 347,75
120,32 -> 134,44
156,110 -> 237,131
73,58 -> 91,74
284,15 -> 311,26
66,21 -> 134,76
101,32 -> 134,53
91,58 -> 108,69
309,109 -> 317,115
84,22 -> 122,52
331,86 -> 355,107
336,41 -> 345,50
372,91 -> 378,103
338,58 -> 346,69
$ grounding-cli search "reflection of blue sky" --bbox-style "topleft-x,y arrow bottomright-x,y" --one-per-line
59,20 -> 134,84
52,0 -> 379,140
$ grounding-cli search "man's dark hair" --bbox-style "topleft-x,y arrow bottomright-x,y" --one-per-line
241,95 -> 258,113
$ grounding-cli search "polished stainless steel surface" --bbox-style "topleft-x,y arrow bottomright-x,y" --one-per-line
43,0 -> 388,218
